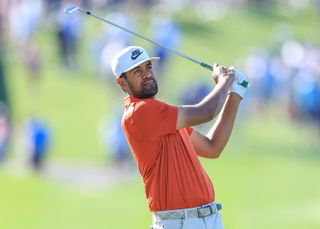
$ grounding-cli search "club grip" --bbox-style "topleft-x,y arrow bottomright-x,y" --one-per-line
200,62 -> 249,88
200,62 -> 213,71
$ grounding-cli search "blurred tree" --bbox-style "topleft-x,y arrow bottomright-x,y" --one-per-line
251,0 -> 272,4
0,2 -> 10,112
250,0 -> 275,8
0,1 -> 11,162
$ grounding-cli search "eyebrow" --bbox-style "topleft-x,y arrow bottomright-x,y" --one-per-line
131,66 -> 141,72
131,61 -> 152,72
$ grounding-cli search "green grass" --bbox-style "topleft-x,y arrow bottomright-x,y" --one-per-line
1,5 -> 320,229
1,116 -> 319,228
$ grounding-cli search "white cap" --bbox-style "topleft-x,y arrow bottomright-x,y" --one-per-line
111,46 -> 160,78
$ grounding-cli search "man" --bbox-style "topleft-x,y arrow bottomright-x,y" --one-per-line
111,46 -> 248,229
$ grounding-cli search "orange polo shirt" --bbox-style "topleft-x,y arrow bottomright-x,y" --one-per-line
122,96 -> 214,211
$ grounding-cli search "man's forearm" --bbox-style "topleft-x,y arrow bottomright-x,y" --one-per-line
176,65 -> 234,129
197,79 -> 230,120
179,79 -> 231,127
206,93 -> 241,154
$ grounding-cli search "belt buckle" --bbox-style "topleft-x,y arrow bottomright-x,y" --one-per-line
197,205 -> 212,218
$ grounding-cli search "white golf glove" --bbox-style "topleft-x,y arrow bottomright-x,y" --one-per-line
229,69 -> 249,99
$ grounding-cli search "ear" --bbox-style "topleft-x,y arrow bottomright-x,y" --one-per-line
116,78 -> 127,93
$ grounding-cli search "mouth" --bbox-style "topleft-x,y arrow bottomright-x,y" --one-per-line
143,79 -> 155,87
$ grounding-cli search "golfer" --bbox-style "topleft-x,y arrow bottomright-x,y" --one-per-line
111,46 -> 248,229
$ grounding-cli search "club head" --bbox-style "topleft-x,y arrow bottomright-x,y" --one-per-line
64,6 -> 79,14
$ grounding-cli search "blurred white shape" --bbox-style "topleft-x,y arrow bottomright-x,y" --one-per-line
270,56 -> 291,82
303,44 -> 320,73
104,12 -> 135,45
281,41 -> 305,68
160,0 -> 185,12
100,41 -> 124,78
97,12 -> 135,79
196,1 -> 226,21
244,48 -> 268,80
293,70 -> 316,95
9,0 -> 43,45
288,0 -> 310,10
0,0 -> 8,15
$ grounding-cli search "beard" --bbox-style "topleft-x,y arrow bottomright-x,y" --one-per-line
128,77 -> 158,99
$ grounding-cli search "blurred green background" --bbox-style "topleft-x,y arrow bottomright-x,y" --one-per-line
0,0 -> 320,228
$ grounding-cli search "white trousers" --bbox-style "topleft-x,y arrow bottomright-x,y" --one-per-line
151,205 -> 224,229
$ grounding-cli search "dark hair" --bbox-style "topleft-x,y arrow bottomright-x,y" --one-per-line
119,73 -> 127,79
119,73 -> 128,94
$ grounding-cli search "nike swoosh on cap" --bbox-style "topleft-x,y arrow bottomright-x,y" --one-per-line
131,50 -> 143,60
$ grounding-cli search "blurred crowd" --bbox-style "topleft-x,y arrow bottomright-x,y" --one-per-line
242,40 -> 320,125
0,0 -> 318,170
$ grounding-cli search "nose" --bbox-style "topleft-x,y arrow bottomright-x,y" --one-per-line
142,70 -> 152,79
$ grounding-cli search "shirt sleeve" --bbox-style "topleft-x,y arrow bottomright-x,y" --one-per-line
132,99 -> 178,140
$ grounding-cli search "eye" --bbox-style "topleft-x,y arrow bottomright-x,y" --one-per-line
133,69 -> 141,75
146,65 -> 153,71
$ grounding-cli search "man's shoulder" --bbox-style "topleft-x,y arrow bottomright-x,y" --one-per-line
124,98 -> 173,121
129,98 -> 165,110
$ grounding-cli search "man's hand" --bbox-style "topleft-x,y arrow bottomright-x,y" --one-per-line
212,63 -> 234,87
228,69 -> 249,99
176,63 -> 235,129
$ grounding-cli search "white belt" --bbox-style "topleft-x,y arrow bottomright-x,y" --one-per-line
153,202 -> 222,220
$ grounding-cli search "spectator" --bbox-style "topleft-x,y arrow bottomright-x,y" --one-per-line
150,13 -> 181,77
56,1 -> 81,71
180,81 -> 211,105
98,110 -> 133,168
22,117 -> 50,171
0,103 -> 10,163
0,0 -> 11,163
97,11 -> 135,81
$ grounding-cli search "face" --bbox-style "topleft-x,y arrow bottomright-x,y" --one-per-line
117,61 -> 158,99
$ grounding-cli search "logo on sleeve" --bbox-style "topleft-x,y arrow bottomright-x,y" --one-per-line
131,49 -> 143,60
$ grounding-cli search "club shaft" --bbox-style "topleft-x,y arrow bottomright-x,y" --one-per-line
77,8 -> 211,70
71,7 -> 249,88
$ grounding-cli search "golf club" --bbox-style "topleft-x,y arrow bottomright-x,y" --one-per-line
64,5 -> 249,88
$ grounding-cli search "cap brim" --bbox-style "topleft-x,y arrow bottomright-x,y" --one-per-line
116,57 -> 160,78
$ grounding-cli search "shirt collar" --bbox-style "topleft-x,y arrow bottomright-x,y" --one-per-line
124,96 -> 156,106
123,96 -> 140,106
